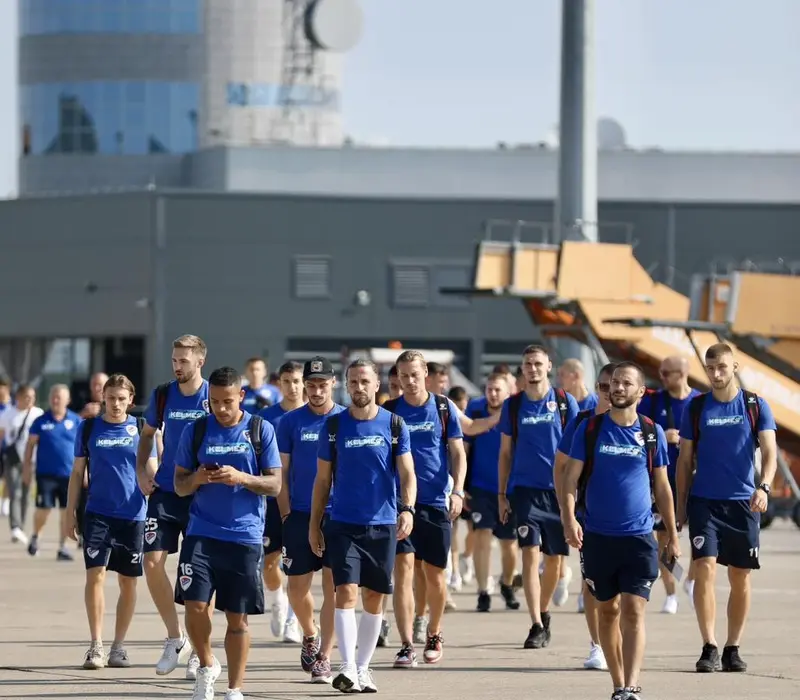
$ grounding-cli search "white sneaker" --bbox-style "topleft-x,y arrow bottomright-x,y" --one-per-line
332,663 -> 361,693
486,575 -> 496,595
460,556 -> 475,585
553,565 -> 572,607
191,656 -> 221,700
82,641 -> 105,669
283,617 -> 303,644
357,666 -> 378,693
156,636 -> 191,675
683,578 -> 695,609
412,616 -> 427,645
583,642 -> 608,670
11,527 -> 28,544
1,498 -> 9,516
185,650 -> 200,680
224,689 -> 244,700
577,591 -> 585,613
107,645 -> 131,668
661,594 -> 678,615
270,594 -> 288,639
449,570 -> 463,592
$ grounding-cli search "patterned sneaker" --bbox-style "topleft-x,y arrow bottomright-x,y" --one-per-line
107,645 -> 131,668
423,632 -> 444,664
185,650 -> 201,680
300,633 -> 321,672
393,642 -> 418,668
83,641 -> 105,669
310,653 -> 333,683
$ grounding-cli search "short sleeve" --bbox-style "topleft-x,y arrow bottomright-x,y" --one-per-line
499,399 -> 512,436
143,388 -> 159,429
568,420 -> 589,462
654,424 -> 669,468
396,417 -> 411,456
73,422 -> 87,458
756,397 -> 777,432
446,399 -> 463,440
678,401 -> 694,440
277,412 -> 293,454
557,416 -> 579,455
258,419 -> 282,471
28,415 -> 44,438
318,417 -> 334,462
174,422 -> 197,471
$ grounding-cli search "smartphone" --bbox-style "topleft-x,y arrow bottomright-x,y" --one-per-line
660,549 -> 684,582
202,463 -> 221,471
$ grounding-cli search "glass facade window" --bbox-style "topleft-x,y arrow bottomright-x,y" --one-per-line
20,0 -> 203,36
21,81 -> 200,155
226,82 -> 340,111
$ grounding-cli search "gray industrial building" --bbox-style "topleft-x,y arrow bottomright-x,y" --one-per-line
3,145 -> 800,399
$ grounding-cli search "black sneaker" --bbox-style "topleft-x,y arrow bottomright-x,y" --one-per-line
57,549 -> 74,561
695,643 -> 721,672
523,623 -> 547,649
477,591 -> 491,612
611,689 -> 629,700
721,645 -> 747,672
541,610 -> 552,646
27,536 -> 39,557
626,686 -> 642,700
500,583 -> 520,610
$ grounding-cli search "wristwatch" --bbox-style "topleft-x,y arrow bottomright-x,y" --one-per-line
451,490 -> 465,498
757,482 -> 771,495
398,503 -> 415,516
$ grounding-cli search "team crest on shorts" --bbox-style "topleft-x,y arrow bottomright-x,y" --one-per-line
546,401 -> 558,412
126,424 -> 138,436
634,431 -> 645,446
86,548 -> 100,559
179,575 -> 193,591
517,525 -> 529,539
202,400 -> 210,413
145,531 -> 157,545
263,537 -> 271,548
653,513 -> 663,525
471,512 -> 482,524
692,536 -> 705,550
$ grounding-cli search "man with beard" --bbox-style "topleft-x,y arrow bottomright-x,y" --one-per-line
136,335 -> 210,680
312,358 -> 416,693
562,361 -> 677,700
553,362 -> 616,672
639,355 -> 700,614
676,343 -> 777,674
498,344 -> 579,649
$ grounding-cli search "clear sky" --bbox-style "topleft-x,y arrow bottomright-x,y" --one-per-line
1,0 -> 799,198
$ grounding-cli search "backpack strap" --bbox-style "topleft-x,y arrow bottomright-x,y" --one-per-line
190,416 -> 209,470
390,413 -> 403,466
434,394 -> 451,447
249,414 -> 264,458
689,393 -> 709,444
154,382 -> 172,430
743,390 -> 761,448
637,414 -> 659,491
509,392 -> 523,446
81,418 -> 96,477
576,413 -> 604,509
554,388 -> 569,429
576,408 -> 593,425
382,397 -> 400,414
136,416 -> 146,435
255,394 -> 272,410
326,413 -> 342,481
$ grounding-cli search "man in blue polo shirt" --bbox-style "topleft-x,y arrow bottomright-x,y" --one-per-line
676,343 -> 777,675
136,334 -> 210,680
385,350 -> 465,669
639,355 -> 700,614
498,344 -> 579,649
277,356 -> 345,683
173,366 -> 282,700
22,384 -> 80,560
242,357 -> 281,410
259,360 -> 306,645
313,358 -> 416,694
562,361 -> 677,700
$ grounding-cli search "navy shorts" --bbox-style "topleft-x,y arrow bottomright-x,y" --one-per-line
35,475 -> 69,509
688,497 -> 760,570
175,535 -> 265,615
510,486 -> 569,556
327,521 -> 396,595
144,489 -> 193,554
263,497 -> 283,555
82,511 -> 145,578
469,487 -> 516,540
283,510 -> 329,575
581,531 -> 658,602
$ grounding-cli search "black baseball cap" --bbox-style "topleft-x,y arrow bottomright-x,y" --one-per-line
304,356 -> 335,380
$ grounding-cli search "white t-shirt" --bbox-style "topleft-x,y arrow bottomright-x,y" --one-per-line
0,406 -> 45,458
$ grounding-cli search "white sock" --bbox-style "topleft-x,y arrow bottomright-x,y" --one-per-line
334,608 -> 358,666
355,611 -> 383,670
287,602 -> 296,622
265,587 -> 283,606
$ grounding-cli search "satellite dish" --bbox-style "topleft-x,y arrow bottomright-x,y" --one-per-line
597,117 -> 627,150
305,0 -> 364,53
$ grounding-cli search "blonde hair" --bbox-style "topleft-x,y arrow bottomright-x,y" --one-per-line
104,373 -> 136,398
396,350 -> 426,367
173,334 -> 207,359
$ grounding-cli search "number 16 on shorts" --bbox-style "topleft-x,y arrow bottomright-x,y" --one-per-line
179,563 -> 193,591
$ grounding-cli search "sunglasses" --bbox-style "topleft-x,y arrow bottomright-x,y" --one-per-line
597,382 -> 610,392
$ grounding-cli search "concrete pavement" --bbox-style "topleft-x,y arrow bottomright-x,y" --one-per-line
1,517 -> 799,700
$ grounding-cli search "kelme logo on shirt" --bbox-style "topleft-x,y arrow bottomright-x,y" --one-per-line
344,436 -> 385,448
300,431 -> 319,442
41,423 -> 56,431
598,444 -> 642,458
407,421 -> 436,433
206,443 -> 250,455
167,409 -> 206,421
706,416 -> 744,427
96,437 -> 135,448
521,414 -> 554,425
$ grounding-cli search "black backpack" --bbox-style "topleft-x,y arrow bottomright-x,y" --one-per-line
647,389 -> 675,430
689,390 -> 761,448
188,414 -> 264,469
576,413 -> 658,510
325,411 -> 403,480
509,387 -> 570,446
382,394 -> 451,447
152,382 -> 172,430
81,416 -> 146,485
